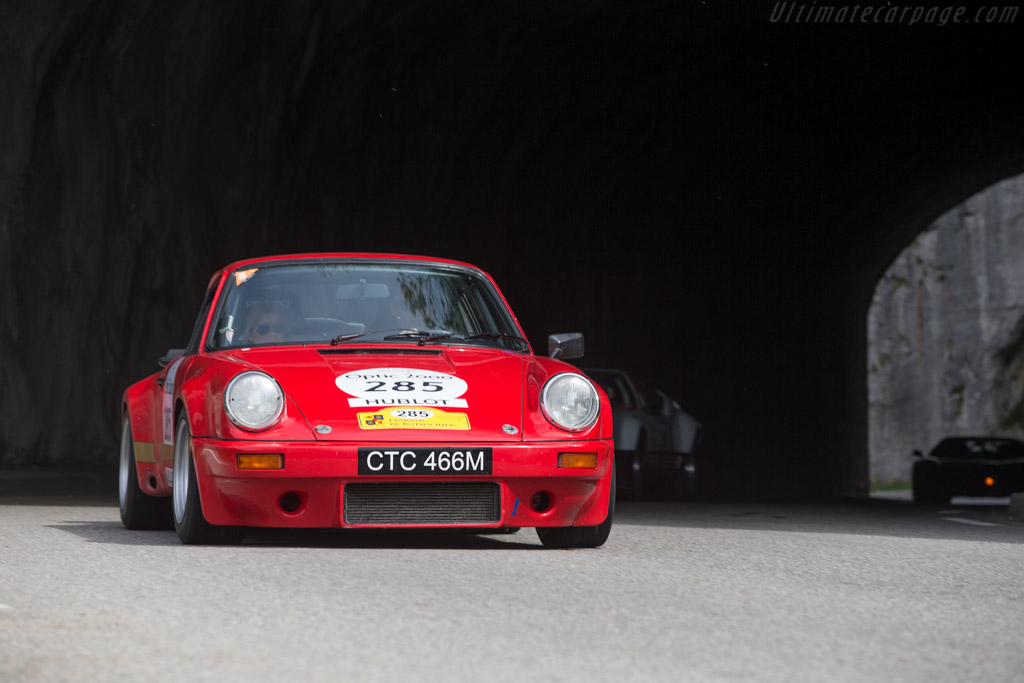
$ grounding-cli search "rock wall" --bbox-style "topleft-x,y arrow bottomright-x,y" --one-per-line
1,0 -> 708,466
1,1 -> 309,464
868,174 -> 1024,484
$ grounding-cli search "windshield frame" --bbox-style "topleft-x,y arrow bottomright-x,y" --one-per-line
203,257 -> 530,354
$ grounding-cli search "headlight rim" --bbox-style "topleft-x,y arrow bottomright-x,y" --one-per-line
540,372 -> 601,433
224,370 -> 285,432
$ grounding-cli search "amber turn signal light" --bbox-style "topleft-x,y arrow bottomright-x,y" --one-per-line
558,453 -> 598,469
237,454 -> 284,470
984,476 -> 995,487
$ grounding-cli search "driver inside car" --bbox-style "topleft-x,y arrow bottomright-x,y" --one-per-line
243,299 -> 301,345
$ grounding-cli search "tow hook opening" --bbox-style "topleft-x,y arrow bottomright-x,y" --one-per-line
530,491 -> 552,513
279,491 -> 304,514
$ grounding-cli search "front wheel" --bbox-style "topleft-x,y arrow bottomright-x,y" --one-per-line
172,416 -> 244,545
676,453 -> 698,500
537,468 -> 615,549
119,417 -> 173,529
677,427 -> 702,500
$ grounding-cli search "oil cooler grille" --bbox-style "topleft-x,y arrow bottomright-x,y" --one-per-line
344,483 -> 501,526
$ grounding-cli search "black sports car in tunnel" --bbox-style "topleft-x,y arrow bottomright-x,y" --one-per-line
912,436 -> 1024,504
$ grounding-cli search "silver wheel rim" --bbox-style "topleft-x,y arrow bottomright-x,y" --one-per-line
118,419 -> 130,510
172,420 -> 190,525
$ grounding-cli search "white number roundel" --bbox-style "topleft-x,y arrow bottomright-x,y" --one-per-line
335,368 -> 469,408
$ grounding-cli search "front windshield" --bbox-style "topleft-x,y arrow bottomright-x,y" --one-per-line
206,260 -> 528,352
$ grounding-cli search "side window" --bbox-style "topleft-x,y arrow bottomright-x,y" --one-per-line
613,375 -> 636,409
592,374 -> 635,409
185,287 -> 216,355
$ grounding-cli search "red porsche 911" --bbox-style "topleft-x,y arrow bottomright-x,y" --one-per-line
119,254 -> 615,547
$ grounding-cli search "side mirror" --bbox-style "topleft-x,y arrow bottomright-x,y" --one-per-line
158,348 -> 186,368
548,333 -> 584,360
912,449 -> 924,459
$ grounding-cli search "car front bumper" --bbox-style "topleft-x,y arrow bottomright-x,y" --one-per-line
190,438 -> 614,529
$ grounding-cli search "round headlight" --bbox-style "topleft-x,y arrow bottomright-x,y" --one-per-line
540,373 -> 600,432
224,371 -> 284,431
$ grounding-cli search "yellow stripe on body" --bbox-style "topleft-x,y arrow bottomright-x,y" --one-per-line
157,443 -> 174,464
132,442 -> 156,463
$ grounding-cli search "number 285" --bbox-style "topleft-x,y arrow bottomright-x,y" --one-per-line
365,380 -> 443,392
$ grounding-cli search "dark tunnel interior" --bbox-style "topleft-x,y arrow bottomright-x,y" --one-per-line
2,0 -> 1024,500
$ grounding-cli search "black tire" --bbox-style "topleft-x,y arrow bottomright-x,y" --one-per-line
537,467 -> 615,549
673,427 -> 702,500
677,452 -> 698,501
118,417 -> 173,530
912,464 -> 949,505
172,416 -> 244,545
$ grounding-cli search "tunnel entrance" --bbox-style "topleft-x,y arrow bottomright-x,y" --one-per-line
867,173 -> 1024,490
2,1 -> 1024,505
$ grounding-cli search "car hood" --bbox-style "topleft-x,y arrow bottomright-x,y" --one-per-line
226,346 -> 524,442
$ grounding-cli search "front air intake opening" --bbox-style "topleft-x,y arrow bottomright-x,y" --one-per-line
344,483 -> 501,525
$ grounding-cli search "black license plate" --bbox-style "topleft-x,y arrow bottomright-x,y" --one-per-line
357,447 -> 493,475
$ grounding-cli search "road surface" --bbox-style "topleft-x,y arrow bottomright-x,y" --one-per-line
1,470 -> 1022,682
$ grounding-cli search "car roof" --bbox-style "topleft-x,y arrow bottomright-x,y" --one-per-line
218,252 -> 482,275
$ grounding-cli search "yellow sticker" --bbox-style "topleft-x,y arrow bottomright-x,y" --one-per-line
357,407 -> 470,430
235,268 -> 258,286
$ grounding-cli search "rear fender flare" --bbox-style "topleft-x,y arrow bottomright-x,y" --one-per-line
122,382 -> 162,493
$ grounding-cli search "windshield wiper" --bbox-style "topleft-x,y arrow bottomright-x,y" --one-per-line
329,331 -> 367,346
333,329 -> 528,348
386,330 -> 531,347
330,328 -> 446,346
382,330 -> 455,346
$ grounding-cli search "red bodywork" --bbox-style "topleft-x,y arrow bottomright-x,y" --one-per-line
122,253 -> 614,530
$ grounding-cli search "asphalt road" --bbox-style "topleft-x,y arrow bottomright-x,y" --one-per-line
2,471 -> 1023,682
